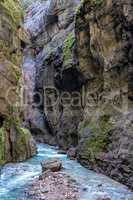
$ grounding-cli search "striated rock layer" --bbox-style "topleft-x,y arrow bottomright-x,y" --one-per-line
24,0 -> 82,148
76,0 -> 133,190
24,0 -> 133,189
0,0 -> 36,165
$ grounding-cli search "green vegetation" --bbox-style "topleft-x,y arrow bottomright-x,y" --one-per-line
11,62 -> 22,82
63,32 -> 75,66
5,105 -> 21,129
93,0 -> 103,6
0,0 -> 23,27
13,127 -> 31,161
0,111 -> 32,164
0,0 -> 23,83
76,0 -> 104,16
0,40 -> 10,59
0,0 -> 33,165
0,128 -> 5,165
79,115 -> 111,161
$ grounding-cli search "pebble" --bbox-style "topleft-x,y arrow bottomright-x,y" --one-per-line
25,171 -> 80,200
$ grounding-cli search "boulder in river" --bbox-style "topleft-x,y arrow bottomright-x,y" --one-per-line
67,147 -> 77,160
41,158 -> 62,172
26,171 -> 80,200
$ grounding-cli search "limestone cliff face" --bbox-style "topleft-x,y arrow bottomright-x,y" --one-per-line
24,0 -> 133,189
75,0 -> 133,190
24,0 -> 83,148
0,0 -> 36,165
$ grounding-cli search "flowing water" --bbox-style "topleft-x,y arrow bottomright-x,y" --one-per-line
1,1 -> 132,200
0,144 -> 133,200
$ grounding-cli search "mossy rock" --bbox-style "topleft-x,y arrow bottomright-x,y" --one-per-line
76,0 -> 104,16
13,127 -> 33,161
0,0 -> 23,27
63,32 -> 75,66
0,116 -> 36,165
78,115 -> 112,161
0,128 -> 6,165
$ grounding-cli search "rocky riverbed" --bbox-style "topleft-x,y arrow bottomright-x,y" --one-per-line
1,144 -> 133,200
24,171 -> 80,200
22,0 -> 133,190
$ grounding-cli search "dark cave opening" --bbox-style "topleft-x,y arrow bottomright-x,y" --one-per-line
0,115 -> 5,127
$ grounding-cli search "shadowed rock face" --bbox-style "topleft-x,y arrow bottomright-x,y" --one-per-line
23,0 -> 133,189
24,0 -> 82,148
75,0 -> 133,190
0,0 -> 36,164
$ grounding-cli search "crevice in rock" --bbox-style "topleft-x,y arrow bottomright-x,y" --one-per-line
0,115 -> 5,127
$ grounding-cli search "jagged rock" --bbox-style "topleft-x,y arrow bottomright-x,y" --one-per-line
0,125 -> 37,165
67,147 -> 77,160
41,159 -> 62,172
26,171 -> 80,200
24,0 -> 83,148
23,0 -> 133,190
11,127 -> 37,162
75,0 -> 133,190
0,0 -> 36,164
39,169 -> 52,180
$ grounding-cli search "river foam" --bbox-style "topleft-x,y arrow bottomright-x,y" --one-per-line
0,144 -> 133,200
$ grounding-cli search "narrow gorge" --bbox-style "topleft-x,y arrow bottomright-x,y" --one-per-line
0,0 -> 133,200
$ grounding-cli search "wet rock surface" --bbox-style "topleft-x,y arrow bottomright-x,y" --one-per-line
67,148 -> 77,160
1,144 -> 133,200
0,0 -> 36,165
23,0 -> 133,191
41,158 -> 62,172
24,0 -> 82,148
25,171 -> 80,200
75,0 -> 133,190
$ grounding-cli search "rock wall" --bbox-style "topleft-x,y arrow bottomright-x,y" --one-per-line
75,0 -> 133,190
24,0 -> 83,148
0,0 -> 36,165
24,0 -> 133,189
